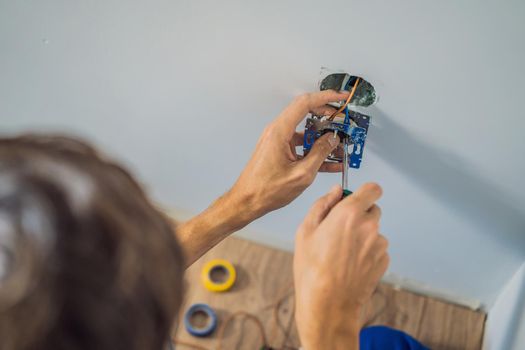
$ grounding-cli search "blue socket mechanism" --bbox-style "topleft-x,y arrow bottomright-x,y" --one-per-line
303,108 -> 370,169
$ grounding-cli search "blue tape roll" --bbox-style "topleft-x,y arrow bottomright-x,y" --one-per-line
184,303 -> 217,337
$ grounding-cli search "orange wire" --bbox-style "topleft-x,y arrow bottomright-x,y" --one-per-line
329,77 -> 361,120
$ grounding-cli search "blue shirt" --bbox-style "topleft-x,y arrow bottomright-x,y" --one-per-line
361,326 -> 429,350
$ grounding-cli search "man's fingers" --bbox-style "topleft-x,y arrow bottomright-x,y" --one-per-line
275,90 -> 349,134
302,185 -> 342,230
294,157 -> 343,173
367,204 -> 382,222
350,183 -> 383,212
306,90 -> 349,111
319,162 -> 343,173
377,252 -> 390,274
292,131 -> 305,147
310,105 -> 338,117
375,234 -> 389,254
292,132 -> 342,173
299,133 -> 340,175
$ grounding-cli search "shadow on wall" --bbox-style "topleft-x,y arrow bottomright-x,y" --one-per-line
367,108 -> 525,256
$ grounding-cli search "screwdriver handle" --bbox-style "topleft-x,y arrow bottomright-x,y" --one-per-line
342,189 -> 353,198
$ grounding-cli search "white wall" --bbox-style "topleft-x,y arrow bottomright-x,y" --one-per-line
483,262 -> 525,350
1,0 -> 524,308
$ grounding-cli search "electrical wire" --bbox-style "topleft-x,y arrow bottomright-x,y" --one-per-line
176,289 -> 297,350
363,288 -> 409,328
172,338 -> 210,350
216,311 -> 268,350
329,77 -> 361,121
263,282 -> 296,349
274,288 -> 295,349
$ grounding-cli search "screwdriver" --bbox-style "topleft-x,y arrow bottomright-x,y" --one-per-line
333,129 -> 352,198
341,106 -> 353,197
342,137 -> 352,197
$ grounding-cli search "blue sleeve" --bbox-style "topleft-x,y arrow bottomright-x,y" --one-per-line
360,326 -> 430,350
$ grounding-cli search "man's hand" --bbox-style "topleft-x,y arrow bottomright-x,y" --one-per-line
176,90 -> 348,266
294,183 -> 389,350
229,90 -> 349,222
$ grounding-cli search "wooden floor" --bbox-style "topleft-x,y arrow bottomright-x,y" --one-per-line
173,237 -> 485,350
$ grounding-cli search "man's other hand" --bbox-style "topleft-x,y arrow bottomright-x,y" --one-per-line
294,183 -> 389,350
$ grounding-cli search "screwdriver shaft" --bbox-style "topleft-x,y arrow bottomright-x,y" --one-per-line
342,138 -> 349,191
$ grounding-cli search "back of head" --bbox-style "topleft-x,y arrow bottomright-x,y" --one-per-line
0,134 -> 184,350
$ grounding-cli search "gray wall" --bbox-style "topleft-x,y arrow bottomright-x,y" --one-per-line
1,0 -> 524,308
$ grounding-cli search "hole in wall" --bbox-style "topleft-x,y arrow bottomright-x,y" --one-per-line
319,70 -> 377,107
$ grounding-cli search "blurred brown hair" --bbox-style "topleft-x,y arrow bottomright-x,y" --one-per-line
0,134 -> 185,350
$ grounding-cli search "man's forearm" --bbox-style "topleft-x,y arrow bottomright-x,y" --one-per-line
302,329 -> 360,350
175,189 -> 259,266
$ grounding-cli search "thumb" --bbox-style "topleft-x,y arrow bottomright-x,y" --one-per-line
301,132 -> 340,173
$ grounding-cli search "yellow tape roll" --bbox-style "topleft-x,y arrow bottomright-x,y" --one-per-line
201,259 -> 236,292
